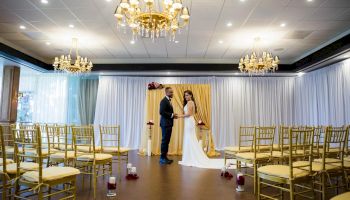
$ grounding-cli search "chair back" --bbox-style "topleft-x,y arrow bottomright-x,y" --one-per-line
13,126 -> 43,183
238,126 -> 255,150
321,126 -> 347,168
99,125 -> 121,152
72,125 -> 96,159
312,126 -> 325,156
0,125 -> 9,173
289,127 -> 314,178
278,126 -> 290,149
254,126 -> 276,156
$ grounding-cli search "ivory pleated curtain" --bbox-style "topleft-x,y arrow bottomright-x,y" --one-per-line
94,59 -> 350,150
140,84 -> 216,156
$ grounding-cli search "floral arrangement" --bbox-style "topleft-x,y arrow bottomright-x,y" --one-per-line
197,120 -> 205,126
148,82 -> 164,90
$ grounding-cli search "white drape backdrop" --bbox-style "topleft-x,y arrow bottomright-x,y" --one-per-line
94,59 -> 350,150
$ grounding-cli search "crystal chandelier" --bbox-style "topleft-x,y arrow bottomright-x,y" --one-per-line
114,0 -> 190,41
238,38 -> 280,75
53,38 -> 93,73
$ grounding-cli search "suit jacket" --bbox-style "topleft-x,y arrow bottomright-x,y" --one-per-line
159,96 -> 174,127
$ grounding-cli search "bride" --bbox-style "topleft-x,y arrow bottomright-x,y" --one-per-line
178,90 -> 224,169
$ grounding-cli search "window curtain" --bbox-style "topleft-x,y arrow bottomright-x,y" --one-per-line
32,74 -> 68,123
78,78 -> 99,125
140,84 -> 215,156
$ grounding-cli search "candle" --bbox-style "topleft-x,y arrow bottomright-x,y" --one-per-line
109,177 -> 116,184
127,163 -> 132,169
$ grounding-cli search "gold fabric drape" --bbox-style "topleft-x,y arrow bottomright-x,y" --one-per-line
139,84 -> 218,156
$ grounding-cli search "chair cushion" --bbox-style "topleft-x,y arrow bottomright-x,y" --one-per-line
22,166 -> 80,182
0,162 -> 39,174
235,152 -> 270,160
26,148 -> 55,156
77,153 -> 113,161
344,156 -> 350,162
293,161 -> 339,171
56,144 -> 74,150
76,146 -> 101,152
101,147 -> 129,153
258,165 -> 309,179
50,151 -> 76,159
331,192 -> 350,200
0,158 -> 14,165
314,158 -> 343,166
224,146 -> 252,152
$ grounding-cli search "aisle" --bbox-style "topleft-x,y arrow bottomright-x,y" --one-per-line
76,150 -> 255,200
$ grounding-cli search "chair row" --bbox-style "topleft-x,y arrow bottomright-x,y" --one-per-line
0,123 -> 129,200
224,125 -> 350,200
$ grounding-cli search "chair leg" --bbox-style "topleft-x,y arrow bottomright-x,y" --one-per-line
289,182 -> 294,200
72,179 -> 77,200
2,174 -> 7,200
257,176 -> 261,200
48,186 -> 51,200
254,162 -> 257,195
321,172 -> 326,200
93,165 -> 97,200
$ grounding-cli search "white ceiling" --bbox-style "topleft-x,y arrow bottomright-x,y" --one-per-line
0,0 -> 349,65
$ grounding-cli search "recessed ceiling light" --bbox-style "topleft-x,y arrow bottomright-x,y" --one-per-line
106,0 -> 112,2
240,0 -> 246,2
218,40 -> 224,44
297,72 -> 305,77
307,0 -> 313,2
45,41 -> 51,45
167,71 -> 171,75
130,40 -> 135,44
19,25 -> 26,30
68,24 -> 74,28
41,0 -> 48,4
234,72 -> 239,75
280,23 -> 286,27
226,22 -> 233,27
174,40 -> 179,43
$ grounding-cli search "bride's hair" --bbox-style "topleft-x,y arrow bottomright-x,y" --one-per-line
183,90 -> 197,113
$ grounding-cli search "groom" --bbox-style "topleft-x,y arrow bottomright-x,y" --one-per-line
159,87 -> 177,165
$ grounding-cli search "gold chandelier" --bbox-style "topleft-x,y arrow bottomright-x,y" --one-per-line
114,0 -> 190,41
238,38 -> 280,74
53,38 -> 93,73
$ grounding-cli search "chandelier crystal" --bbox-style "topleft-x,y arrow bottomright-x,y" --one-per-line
114,0 -> 190,41
53,38 -> 93,73
238,38 -> 280,75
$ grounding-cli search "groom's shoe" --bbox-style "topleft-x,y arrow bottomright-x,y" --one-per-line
159,158 -> 168,165
166,158 -> 173,164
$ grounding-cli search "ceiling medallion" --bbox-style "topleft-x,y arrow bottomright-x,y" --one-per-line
114,0 -> 190,42
53,38 -> 93,73
238,37 -> 280,75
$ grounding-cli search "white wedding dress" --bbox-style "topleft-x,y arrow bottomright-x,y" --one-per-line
179,104 -> 224,169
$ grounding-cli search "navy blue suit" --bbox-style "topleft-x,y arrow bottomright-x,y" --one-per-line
159,96 -> 174,159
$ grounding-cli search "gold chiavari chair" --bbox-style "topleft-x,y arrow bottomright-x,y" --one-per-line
235,126 -> 276,194
72,125 -> 113,200
311,126 -> 348,200
312,126 -> 325,158
99,125 -> 129,174
269,126 -> 292,164
0,124 -> 16,161
0,124 -> 16,199
13,126 -> 80,199
224,126 -> 255,165
48,125 -> 76,166
257,127 -> 315,200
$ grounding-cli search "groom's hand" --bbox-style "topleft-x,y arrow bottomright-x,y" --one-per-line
173,113 -> 178,119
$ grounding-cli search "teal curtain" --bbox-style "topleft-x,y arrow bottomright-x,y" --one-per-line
78,78 -> 99,125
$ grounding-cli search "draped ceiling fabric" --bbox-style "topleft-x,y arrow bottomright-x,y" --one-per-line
140,84 -> 217,156
94,59 -> 350,150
